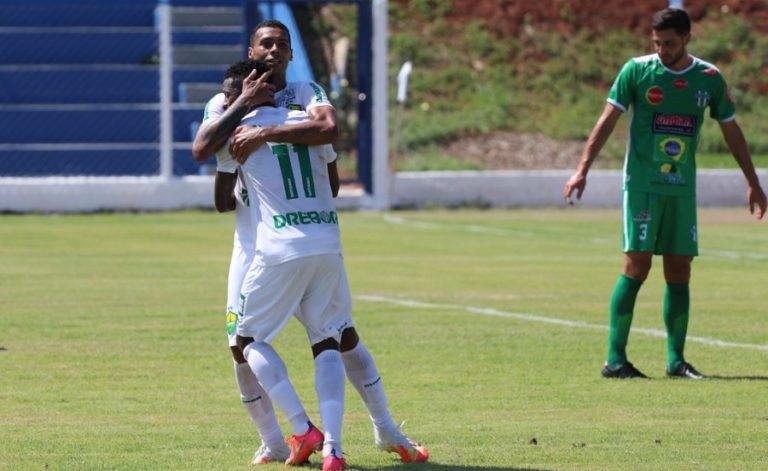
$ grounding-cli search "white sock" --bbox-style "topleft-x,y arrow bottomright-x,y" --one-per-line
243,342 -> 310,436
314,349 -> 345,458
233,361 -> 285,450
342,341 -> 396,431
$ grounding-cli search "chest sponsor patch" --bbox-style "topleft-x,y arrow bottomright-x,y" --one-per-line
652,113 -> 696,136
646,86 -> 664,105
673,79 -> 688,89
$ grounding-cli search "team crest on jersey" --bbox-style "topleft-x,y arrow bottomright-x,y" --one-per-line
694,90 -> 710,108
240,187 -> 250,207
653,113 -> 696,136
646,86 -> 664,105
278,88 -> 297,107
226,310 -> 238,335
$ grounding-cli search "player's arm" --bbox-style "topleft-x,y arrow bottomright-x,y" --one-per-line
328,161 -> 340,197
563,103 -> 623,201
719,119 -> 767,219
214,171 -> 238,213
191,70 -> 274,162
229,105 -> 338,162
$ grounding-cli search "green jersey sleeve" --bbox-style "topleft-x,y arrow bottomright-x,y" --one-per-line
708,72 -> 735,121
607,59 -> 638,111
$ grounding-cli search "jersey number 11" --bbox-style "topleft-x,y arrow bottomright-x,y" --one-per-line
271,144 -> 316,200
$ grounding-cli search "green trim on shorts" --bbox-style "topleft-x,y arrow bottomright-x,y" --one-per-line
622,190 -> 698,256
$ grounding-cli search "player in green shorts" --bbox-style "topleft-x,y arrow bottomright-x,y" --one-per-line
563,8 -> 766,379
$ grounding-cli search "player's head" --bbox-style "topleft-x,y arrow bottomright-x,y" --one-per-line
651,8 -> 691,68
248,20 -> 292,87
221,59 -> 273,109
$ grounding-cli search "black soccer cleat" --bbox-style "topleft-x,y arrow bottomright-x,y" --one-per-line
666,361 -> 704,379
601,362 -> 648,379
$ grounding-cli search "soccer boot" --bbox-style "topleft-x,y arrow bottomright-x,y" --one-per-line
284,423 -> 324,466
251,443 -> 290,465
601,362 -> 648,379
374,424 -> 429,463
667,361 -> 704,379
322,452 -> 346,471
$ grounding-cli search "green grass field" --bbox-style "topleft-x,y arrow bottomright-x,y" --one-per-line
1,209 -> 767,471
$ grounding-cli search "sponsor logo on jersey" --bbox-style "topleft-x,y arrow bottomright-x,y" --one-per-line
287,104 -> 304,111
633,209 -> 652,222
659,137 -> 686,160
673,79 -> 688,89
646,86 -> 664,105
690,225 -> 697,242
694,90 -> 710,108
658,164 -> 687,185
273,210 -> 338,229
703,68 -> 718,76
653,113 -> 696,136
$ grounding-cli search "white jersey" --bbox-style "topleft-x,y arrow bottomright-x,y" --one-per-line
274,81 -> 334,113
239,106 -> 339,266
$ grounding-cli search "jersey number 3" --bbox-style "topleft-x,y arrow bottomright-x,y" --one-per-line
271,144 -> 316,200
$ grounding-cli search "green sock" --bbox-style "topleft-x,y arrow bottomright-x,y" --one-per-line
663,282 -> 690,371
607,274 -> 643,369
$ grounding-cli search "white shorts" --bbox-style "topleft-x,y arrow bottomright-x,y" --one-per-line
226,242 -> 252,348
236,253 -> 353,345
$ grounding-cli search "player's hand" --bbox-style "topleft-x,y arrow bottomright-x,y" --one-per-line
239,69 -> 275,108
229,125 -> 266,164
747,184 -> 767,220
563,172 -> 587,205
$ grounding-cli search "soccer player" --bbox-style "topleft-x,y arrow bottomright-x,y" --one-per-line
228,82 -> 349,469
208,61 -> 291,464
563,8 -> 766,379
196,23 -> 428,464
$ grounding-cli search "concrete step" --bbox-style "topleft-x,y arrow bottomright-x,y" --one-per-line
173,44 -> 242,65
178,82 -> 222,103
171,7 -> 241,28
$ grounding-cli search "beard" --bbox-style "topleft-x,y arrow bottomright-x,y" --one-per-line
660,49 -> 687,69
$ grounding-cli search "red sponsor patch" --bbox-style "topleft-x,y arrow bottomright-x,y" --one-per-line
703,68 -> 718,75
673,79 -> 688,89
646,86 -> 664,105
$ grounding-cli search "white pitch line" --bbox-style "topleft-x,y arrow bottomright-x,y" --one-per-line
358,295 -> 768,352
381,214 -> 768,261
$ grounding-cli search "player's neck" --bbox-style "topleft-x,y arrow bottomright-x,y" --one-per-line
274,77 -> 287,92
666,53 -> 692,72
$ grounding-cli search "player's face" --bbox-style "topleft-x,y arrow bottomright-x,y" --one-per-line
652,29 -> 690,70
221,77 -> 242,110
248,27 -> 292,80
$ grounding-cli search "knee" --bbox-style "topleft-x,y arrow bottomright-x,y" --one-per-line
624,257 -> 652,281
311,337 -> 340,358
230,346 -> 247,364
236,335 -> 255,354
664,256 -> 693,282
340,327 -> 359,352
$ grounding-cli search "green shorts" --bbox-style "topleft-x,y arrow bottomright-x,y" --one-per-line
622,190 -> 698,256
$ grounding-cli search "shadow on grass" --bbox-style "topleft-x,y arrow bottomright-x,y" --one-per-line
333,465 -> 551,471
704,375 -> 768,381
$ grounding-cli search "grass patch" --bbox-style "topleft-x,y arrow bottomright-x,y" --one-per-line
1,210 -> 767,470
